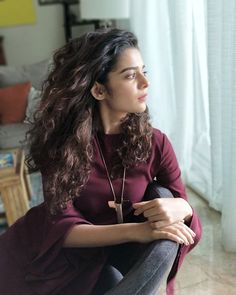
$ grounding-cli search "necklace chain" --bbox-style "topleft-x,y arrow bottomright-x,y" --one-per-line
96,135 -> 126,223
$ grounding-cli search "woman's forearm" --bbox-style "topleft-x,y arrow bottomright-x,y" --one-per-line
63,219 -> 196,248
63,223 -> 140,248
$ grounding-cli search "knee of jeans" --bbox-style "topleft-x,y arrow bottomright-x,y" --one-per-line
150,240 -> 179,269
103,265 -> 123,284
143,181 -> 174,201
92,265 -> 123,295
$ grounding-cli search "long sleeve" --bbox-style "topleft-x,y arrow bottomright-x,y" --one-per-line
0,131 -> 202,295
23,172 -> 105,295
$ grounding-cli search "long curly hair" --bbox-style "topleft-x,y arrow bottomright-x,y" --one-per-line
26,28 -> 153,214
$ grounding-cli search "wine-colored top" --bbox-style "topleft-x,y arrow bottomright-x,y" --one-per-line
0,128 -> 202,295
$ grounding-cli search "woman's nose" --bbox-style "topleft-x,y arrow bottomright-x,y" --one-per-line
139,73 -> 150,89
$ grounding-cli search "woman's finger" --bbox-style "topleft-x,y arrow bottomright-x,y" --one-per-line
175,222 -> 196,237
153,229 -> 185,245
164,225 -> 190,245
142,207 -> 163,218
151,222 -> 195,245
133,198 -> 163,216
148,212 -> 173,223
174,223 -> 195,244
150,220 -> 196,236
181,223 -> 196,237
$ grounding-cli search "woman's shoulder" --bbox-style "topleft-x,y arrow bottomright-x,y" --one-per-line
152,127 -> 169,146
152,127 -> 164,138
151,127 -> 175,155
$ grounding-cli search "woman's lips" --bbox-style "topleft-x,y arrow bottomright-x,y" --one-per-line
138,94 -> 147,102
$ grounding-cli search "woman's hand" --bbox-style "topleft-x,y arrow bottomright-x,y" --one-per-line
134,221 -> 195,245
133,198 -> 193,228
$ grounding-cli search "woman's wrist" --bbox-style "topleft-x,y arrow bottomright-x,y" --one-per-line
182,199 -> 193,222
124,222 -> 143,243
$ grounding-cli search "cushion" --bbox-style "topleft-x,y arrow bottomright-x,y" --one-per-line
0,59 -> 50,90
24,86 -> 42,123
0,81 -> 31,124
0,65 -> 29,87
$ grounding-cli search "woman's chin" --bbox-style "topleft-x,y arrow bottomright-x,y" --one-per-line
136,103 -> 147,113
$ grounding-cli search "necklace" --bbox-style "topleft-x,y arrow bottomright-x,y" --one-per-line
96,135 -> 126,224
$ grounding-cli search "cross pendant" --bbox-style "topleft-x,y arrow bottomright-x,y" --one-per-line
108,201 -> 123,223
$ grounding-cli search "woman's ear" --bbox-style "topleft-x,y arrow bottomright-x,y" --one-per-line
91,82 -> 106,101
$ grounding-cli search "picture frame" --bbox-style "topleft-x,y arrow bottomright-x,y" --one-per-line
0,150 -> 17,177
0,152 -> 16,169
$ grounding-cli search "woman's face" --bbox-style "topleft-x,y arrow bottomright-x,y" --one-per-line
97,48 -> 149,118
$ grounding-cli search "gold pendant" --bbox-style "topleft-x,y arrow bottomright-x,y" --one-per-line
108,201 -> 123,224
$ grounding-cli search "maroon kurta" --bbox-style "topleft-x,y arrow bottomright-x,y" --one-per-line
0,128 -> 202,295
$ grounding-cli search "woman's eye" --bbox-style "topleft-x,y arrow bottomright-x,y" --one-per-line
126,72 -> 136,79
125,71 -> 147,80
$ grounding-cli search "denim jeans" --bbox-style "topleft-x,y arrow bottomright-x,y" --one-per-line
92,239 -> 178,295
92,184 -> 178,295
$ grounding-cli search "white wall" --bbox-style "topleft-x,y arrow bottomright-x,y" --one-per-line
0,1 -> 132,67
0,0 -> 65,66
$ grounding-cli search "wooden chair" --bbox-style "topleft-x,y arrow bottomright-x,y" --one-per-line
0,149 -> 31,226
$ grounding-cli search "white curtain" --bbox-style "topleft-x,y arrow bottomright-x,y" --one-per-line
129,0 -> 210,196
129,0 -> 236,251
207,0 -> 236,251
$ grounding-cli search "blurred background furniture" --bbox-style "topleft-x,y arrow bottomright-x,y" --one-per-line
0,59 -> 49,149
0,149 -> 31,226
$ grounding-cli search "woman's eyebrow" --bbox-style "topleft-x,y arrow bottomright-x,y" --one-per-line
119,65 -> 145,74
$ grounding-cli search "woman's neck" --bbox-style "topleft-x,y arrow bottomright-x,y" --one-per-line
99,107 -> 127,134
101,121 -> 122,134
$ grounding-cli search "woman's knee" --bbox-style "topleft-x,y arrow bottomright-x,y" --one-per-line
92,265 -> 123,295
143,182 -> 174,201
145,239 -> 179,271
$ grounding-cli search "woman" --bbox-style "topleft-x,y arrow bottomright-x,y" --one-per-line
0,29 -> 201,295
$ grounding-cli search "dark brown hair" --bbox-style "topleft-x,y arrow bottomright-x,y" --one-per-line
26,28 -> 153,214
